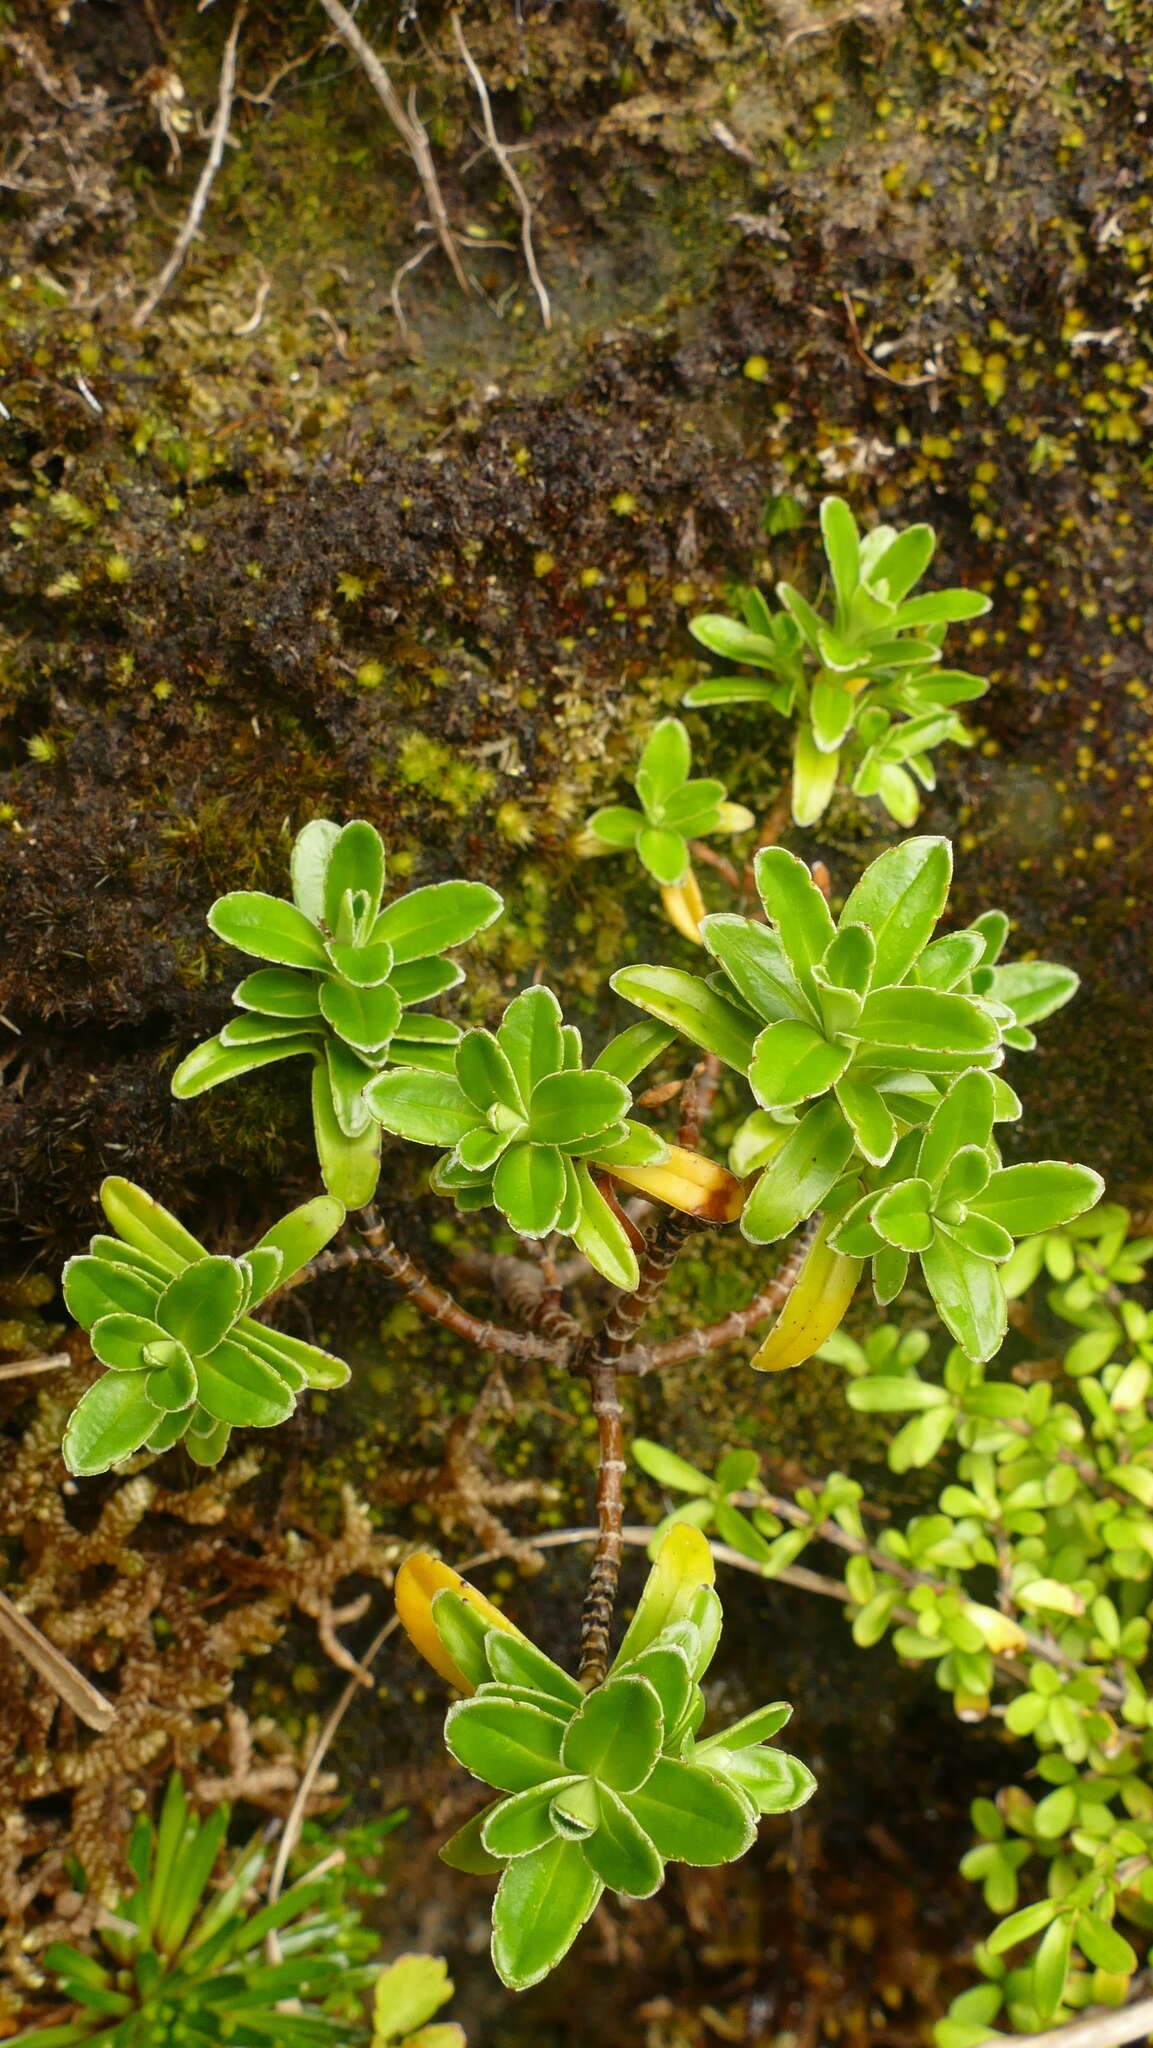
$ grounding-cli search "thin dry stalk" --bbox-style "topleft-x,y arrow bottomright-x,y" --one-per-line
973,1995 -> 1153,2048
0,1352 -> 70,1383
450,12 -> 551,329
132,0 -> 246,327
0,1588 -> 116,1733
314,0 -> 469,294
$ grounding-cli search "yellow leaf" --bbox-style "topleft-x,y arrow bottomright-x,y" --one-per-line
394,1554 -> 525,1692
660,869 -> 706,944
749,1218 -> 861,1373
607,1144 -> 745,1223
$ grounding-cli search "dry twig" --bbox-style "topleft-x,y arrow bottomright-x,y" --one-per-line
314,0 -> 468,294
132,0 -> 246,327
974,1994 -> 1153,2048
450,12 -> 551,329
0,1587 -> 116,1733
0,1351 -> 70,1382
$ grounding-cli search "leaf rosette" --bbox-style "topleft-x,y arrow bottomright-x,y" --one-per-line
684,496 -> 992,827
394,1526 -> 815,1990
62,1177 -> 349,1474
171,818 -> 502,1207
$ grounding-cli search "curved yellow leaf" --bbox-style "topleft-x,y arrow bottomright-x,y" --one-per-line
395,1553 -> 525,1692
607,1144 -> 745,1224
749,1218 -> 861,1373
660,868 -> 706,945
613,1520 -> 715,1668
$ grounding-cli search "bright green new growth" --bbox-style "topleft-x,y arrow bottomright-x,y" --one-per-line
61,1178 -> 349,1475
612,834 -> 1100,1358
685,496 -> 991,826
367,986 -> 674,1291
580,716 -> 754,885
17,1775 -> 380,2046
429,1537 -> 814,1990
171,818 -> 503,1207
372,1954 -> 466,2047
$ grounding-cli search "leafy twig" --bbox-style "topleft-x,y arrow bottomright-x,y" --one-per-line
132,0 -> 246,326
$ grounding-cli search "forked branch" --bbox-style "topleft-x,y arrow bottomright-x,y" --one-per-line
132,0 -> 246,326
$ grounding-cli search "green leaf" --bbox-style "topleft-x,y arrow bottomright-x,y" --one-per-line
834,1076 -> 897,1166
318,978 -> 402,1058
700,916 -> 810,1026
840,837 -> 952,987
846,1375 -> 948,1414
529,1071 -> 630,1145
683,674 -> 792,710
233,968 -> 323,1020
631,1438 -> 714,1495
939,1145 -> 994,1206
662,779 -> 727,833
481,1779 -> 579,1859
219,1011 -> 319,1048
156,1257 -> 246,1355
456,1028 -> 525,1118
636,718 -> 692,807
497,985 -> 564,1099
290,818 -> 341,922
708,1746 -> 816,1815
439,1808 -> 505,1875
623,1646 -> 693,1735
185,1410 -> 231,1465
989,960 -> 1079,1026
63,1256 -> 161,1327
749,1020 -> 850,1110
920,1231 -> 1007,1363
486,1635 -> 583,1708
88,1311 -> 161,1370
239,1319 -> 349,1391
820,496 -> 860,603
561,1676 -> 663,1792
171,1032 -> 317,1100
99,1177 -> 208,1273
146,1350 -> 198,1412
252,1197 -> 344,1294
209,892 -> 330,971
311,1064 -> 381,1207
624,1758 -> 755,1865
373,880 -> 502,963
972,1162 -> 1103,1236
891,588 -> 990,627
791,723 -> 839,827
490,1838 -> 603,1990
372,1953 -> 454,2042
688,615 -> 789,669
367,1069 -> 478,1147
390,956 -> 464,1005
592,1021 -> 678,1084
322,819 -> 386,932
1031,1912 -> 1072,2022
713,1500 -> 774,1563
326,937 -> 396,987
583,1786 -> 664,1897
492,1143 -> 566,1236
865,524 -> 935,601
63,1372 -> 161,1475
193,1338 -> 297,1427
809,678 -> 857,752
696,1703 -> 793,1755
610,966 -> 760,1073
571,1167 -> 639,1291
588,804 -> 644,848
916,1070 -> 997,1187
856,987 -> 999,1056
1075,1911 -> 1136,1977
870,1180 -> 934,1253
754,849 -> 836,1001
637,825 -> 690,886
445,1697 -> 566,1793
741,1098 -> 855,1244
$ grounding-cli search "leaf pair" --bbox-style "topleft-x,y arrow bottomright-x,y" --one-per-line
394,1527 -> 815,1990
62,1178 -> 349,1474
172,818 -> 502,1206
685,497 -> 991,826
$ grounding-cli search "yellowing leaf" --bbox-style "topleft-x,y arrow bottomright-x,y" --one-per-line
395,1554 -> 525,1692
963,1602 -> 1028,1654
660,870 -> 706,945
607,1144 -> 744,1223
750,1218 -> 862,1373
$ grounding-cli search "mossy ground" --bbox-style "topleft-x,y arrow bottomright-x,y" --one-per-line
1,0 -> 1151,2037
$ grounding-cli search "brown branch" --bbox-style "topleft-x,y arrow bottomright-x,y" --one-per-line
450,12 -> 551,329
677,1054 -> 723,1152
452,1250 -> 584,1349
132,0 -> 246,326
615,1222 -> 818,1375
839,286 -> 942,389
314,0 -> 469,295
687,839 -> 742,893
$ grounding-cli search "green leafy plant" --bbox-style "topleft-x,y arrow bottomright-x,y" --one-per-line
576,716 -> 753,938
685,497 -> 991,825
172,819 -> 502,1205
16,1776 -> 382,2046
368,985 -> 699,1290
61,1178 -> 348,1474
394,1527 -> 814,1991
371,1955 -> 464,2048
613,834 -> 1099,1355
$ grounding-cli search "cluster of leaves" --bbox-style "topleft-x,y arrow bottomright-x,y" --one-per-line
172,819 -> 502,1206
685,496 -> 991,826
579,716 -> 753,886
614,834 -> 1099,1358
368,988 -> 678,1291
394,1529 -> 814,1991
61,1180 -> 349,1477
17,1778 -> 398,2047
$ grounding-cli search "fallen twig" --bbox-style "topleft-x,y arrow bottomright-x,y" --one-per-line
974,1993 -> 1153,2048
132,0 -> 246,326
839,285 -> 941,389
0,1587 -> 116,1733
314,0 -> 469,295
450,12 -> 551,330
0,1350 -> 70,1382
